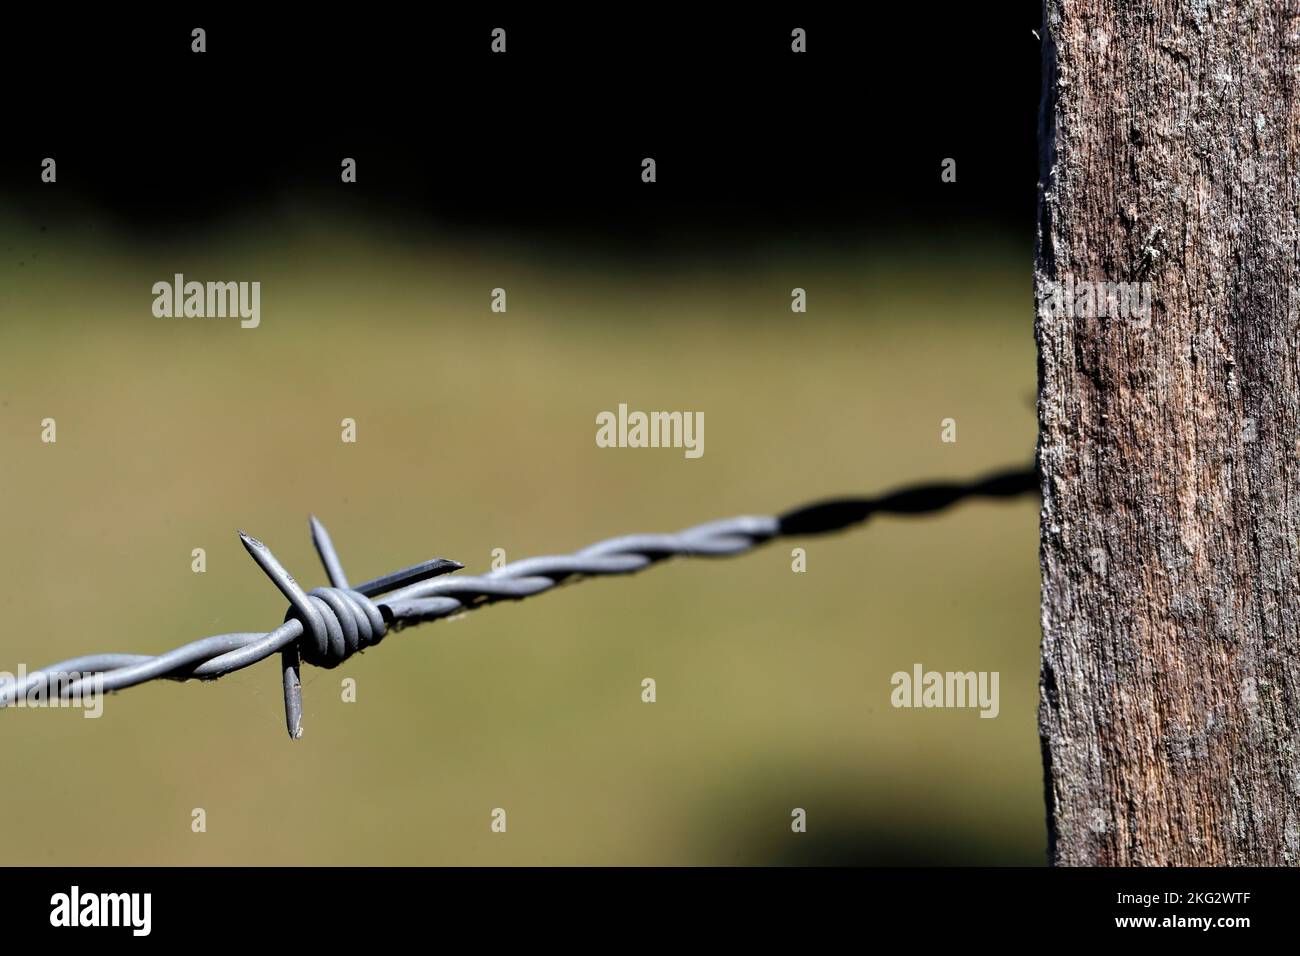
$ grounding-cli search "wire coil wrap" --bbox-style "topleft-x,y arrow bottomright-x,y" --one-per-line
288,587 -> 387,667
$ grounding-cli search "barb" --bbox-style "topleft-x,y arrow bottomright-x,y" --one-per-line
0,465 -> 1037,739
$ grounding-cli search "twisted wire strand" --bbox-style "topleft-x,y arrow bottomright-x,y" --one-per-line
0,465 -> 1037,739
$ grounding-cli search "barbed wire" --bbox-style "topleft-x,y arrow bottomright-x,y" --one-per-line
0,465 -> 1037,738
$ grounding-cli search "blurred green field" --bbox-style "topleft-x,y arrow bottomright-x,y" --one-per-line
0,210 -> 1041,864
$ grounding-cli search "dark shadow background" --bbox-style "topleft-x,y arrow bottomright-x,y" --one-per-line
1,8 -> 1037,246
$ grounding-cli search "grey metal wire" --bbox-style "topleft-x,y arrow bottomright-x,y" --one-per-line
0,466 -> 1037,739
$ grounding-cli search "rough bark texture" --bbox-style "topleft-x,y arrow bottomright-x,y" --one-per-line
1036,1 -> 1300,864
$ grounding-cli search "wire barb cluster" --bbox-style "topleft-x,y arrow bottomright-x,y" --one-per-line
0,466 -> 1037,739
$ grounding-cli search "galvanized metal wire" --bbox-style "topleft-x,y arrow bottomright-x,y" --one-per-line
0,466 -> 1036,738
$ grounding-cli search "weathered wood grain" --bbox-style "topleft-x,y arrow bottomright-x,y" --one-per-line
1037,0 -> 1300,864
